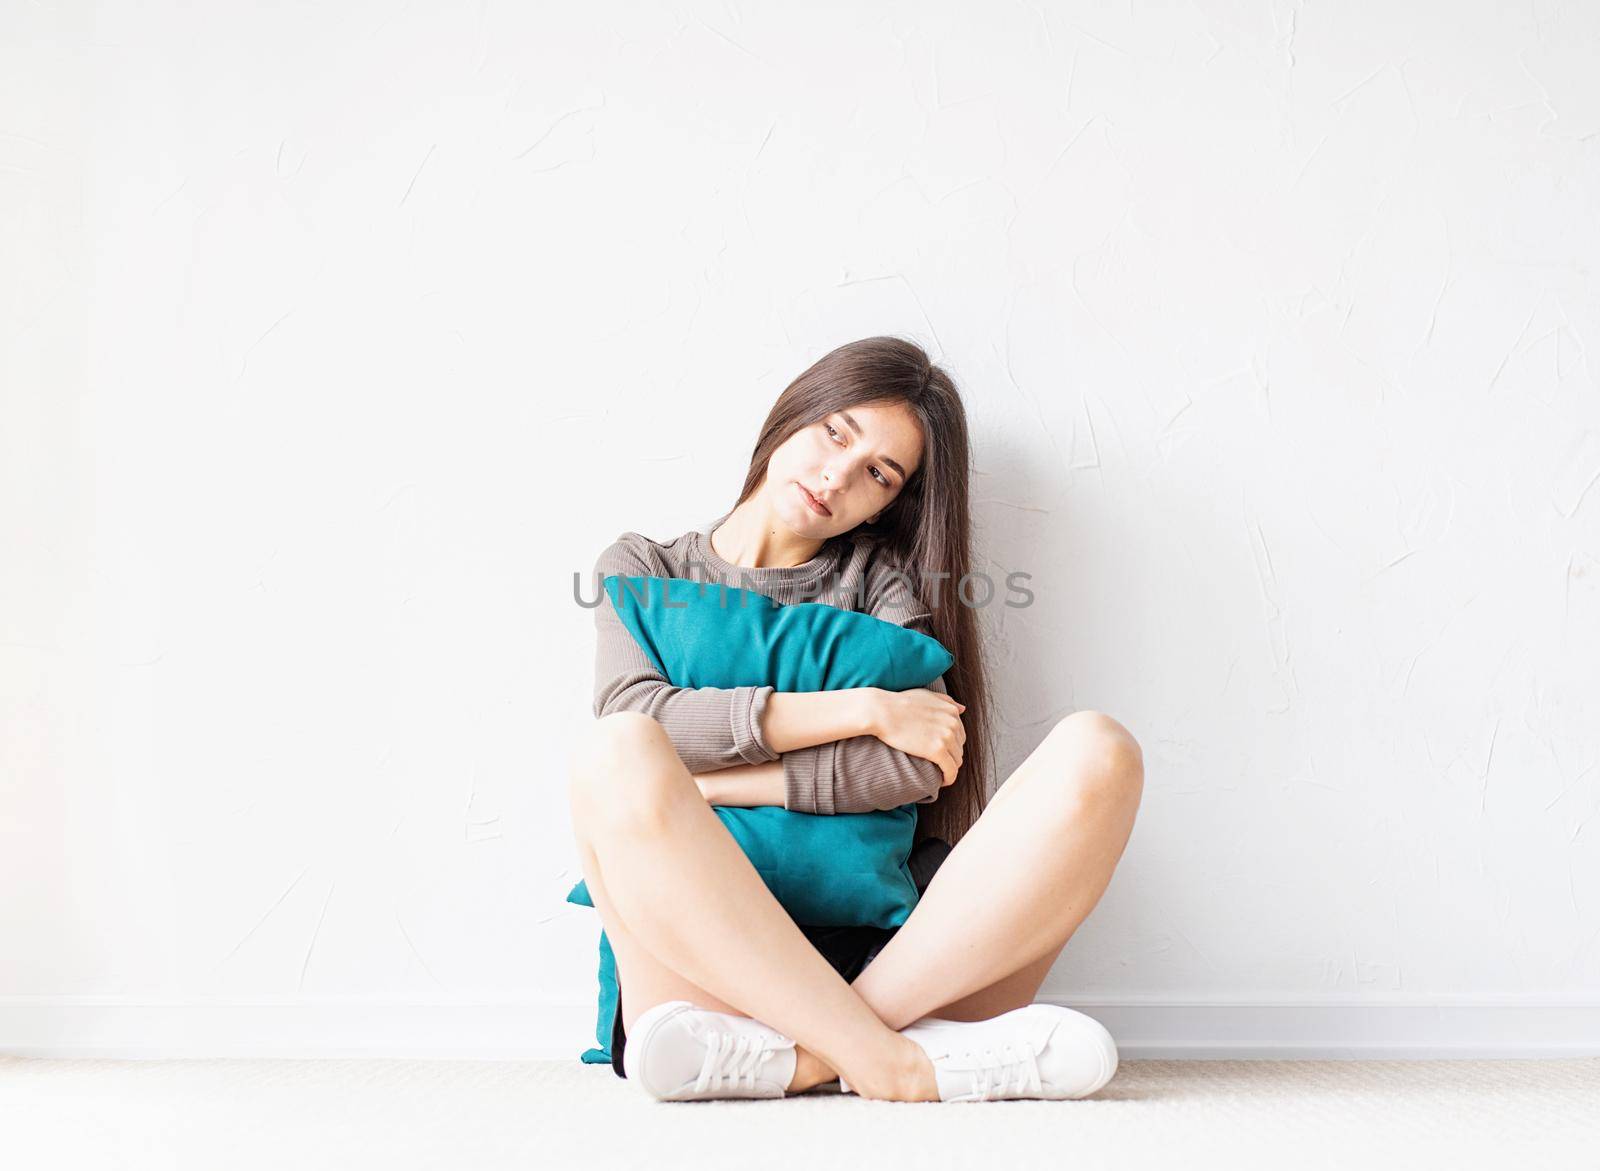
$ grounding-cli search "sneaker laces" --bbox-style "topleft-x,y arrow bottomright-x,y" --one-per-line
960,1039 -> 1043,1100
693,1029 -> 782,1094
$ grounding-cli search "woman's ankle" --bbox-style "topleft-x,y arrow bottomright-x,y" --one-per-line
837,1035 -> 940,1102
891,1034 -> 940,1101
786,1046 -> 837,1093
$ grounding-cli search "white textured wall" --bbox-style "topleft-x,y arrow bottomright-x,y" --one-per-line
4,0 -> 1598,1056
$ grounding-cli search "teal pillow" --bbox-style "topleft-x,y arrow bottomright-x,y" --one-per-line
601,574 -> 954,693
569,573 -> 953,1064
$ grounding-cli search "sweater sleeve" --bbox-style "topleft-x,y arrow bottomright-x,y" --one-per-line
781,563 -> 953,815
590,536 -> 780,773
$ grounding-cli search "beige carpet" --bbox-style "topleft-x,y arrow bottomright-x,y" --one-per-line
4,1056 -> 1597,1169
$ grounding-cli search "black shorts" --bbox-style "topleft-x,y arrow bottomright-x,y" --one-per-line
611,835 -> 951,1080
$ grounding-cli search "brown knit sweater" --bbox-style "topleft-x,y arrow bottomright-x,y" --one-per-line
588,510 -> 950,814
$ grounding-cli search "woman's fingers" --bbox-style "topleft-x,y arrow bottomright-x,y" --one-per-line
942,733 -> 963,784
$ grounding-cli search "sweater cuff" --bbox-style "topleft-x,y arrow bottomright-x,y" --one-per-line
731,684 -> 779,765
782,746 -> 836,816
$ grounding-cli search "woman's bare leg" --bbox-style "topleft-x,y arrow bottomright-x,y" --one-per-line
573,837 -> 846,1093
849,711 -> 1144,1031
784,710 -> 1142,1089
572,832 -> 843,1093
567,711 -> 933,1101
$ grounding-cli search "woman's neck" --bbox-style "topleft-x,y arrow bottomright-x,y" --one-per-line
709,500 -> 823,570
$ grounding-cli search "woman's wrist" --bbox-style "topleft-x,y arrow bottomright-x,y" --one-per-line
855,686 -> 884,739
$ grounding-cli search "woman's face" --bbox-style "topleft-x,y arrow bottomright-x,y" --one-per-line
763,400 -> 924,539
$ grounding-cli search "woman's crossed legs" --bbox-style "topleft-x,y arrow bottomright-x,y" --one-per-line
567,708 -> 1143,1101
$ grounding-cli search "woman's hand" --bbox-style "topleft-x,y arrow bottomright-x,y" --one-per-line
866,687 -> 967,788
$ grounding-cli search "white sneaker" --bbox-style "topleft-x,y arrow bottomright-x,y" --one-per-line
846,1004 -> 1118,1102
623,999 -> 799,1101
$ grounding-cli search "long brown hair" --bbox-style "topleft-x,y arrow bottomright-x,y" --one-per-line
729,336 -> 992,848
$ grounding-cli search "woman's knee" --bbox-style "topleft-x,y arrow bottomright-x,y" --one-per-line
567,711 -> 681,827
1043,710 -> 1144,809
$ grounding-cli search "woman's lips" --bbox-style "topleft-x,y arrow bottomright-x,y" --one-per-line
798,483 -> 831,516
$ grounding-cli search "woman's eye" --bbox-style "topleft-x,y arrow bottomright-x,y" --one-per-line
825,421 -> 890,486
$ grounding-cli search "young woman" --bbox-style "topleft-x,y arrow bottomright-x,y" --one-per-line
568,336 -> 1144,1103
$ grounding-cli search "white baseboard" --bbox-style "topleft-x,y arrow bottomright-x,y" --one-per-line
1060,997 -> 1600,1059
2,996 -> 1597,1060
